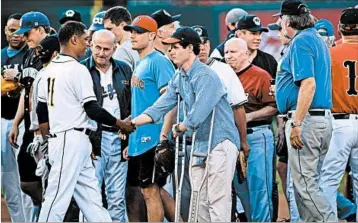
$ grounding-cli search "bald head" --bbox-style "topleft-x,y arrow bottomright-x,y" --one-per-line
92,29 -> 117,44
91,29 -> 117,68
224,38 -> 250,71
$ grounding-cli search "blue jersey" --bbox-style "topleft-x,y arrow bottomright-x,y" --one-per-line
276,28 -> 332,114
129,50 -> 175,156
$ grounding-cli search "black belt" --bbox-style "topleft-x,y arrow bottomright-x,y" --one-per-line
333,114 -> 358,120
102,126 -> 119,133
287,110 -> 326,119
74,128 -> 93,136
247,120 -> 271,128
247,125 -> 270,134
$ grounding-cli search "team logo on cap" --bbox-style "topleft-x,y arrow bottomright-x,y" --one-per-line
253,17 -> 261,26
194,27 -> 203,36
93,17 -> 103,24
65,10 -> 75,17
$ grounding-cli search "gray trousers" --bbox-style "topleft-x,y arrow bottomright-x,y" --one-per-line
286,110 -> 337,222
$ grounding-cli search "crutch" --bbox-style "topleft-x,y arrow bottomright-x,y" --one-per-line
174,88 -> 186,222
188,107 -> 216,222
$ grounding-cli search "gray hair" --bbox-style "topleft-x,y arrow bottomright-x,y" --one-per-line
282,13 -> 314,30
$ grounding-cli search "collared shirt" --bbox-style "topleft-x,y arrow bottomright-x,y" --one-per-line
145,58 -> 240,158
276,28 -> 332,114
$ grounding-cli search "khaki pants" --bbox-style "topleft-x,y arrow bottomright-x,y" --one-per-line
191,139 -> 238,222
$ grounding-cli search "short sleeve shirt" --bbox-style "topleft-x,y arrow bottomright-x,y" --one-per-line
275,28 -> 332,114
129,50 -> 175,156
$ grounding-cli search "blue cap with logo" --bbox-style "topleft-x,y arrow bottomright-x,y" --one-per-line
14,11 -> 50,35
89,11 -> 105,32
314,19 -> 334,37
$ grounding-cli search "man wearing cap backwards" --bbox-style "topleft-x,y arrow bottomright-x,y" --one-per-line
81,29 -> 132,222
1,12 -> 28,222
59,9 -> 82,25
122,15 -> 176,222
235,14 -> 278,78
319,7 -> 358,222
225,37 -> 277,222
104,6 -> 140,71
8,11 -> 51,221
274,0 -> 336,221
131,26 -> 240,222
151,9 -> 181,56
211,8 -> 248,61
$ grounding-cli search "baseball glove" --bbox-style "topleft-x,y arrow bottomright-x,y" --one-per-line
154,140 -> 176,174
236,151 -> 248,184
1,76 -> 20,96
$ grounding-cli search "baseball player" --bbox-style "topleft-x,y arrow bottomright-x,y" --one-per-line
36,21 -> 134,222
225,37 -> 277,222
319,7 -> 358,221
210,8 -> 248,61
274,0 -> 336,221
8,11 -> 51,221
1,13 -> 28,222
151,9 -> 181,55
103,6 -> 140,71
133,26 -> 241,222
81,29 -> 133,222
123,15 -> 176,222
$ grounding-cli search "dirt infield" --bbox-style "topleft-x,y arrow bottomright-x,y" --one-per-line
1,195 -> 290,222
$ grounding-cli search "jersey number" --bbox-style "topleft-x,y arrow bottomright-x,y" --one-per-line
344,60 -> 357,96
47,78 -> 55,106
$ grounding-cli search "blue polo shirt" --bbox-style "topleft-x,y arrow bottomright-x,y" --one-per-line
275,28 -> 332,114
129,50 -> 175,156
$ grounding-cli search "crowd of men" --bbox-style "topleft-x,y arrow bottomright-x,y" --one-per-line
1,0 -> 358,222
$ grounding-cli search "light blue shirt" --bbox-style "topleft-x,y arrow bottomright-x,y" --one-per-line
145,58 -> 240,161
276,28 -> 332,114
129,50 -> 175,156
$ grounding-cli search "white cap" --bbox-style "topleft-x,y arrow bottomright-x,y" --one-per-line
225,8 -> 248,25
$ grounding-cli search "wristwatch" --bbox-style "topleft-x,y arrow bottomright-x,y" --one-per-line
291,121 -> 302,128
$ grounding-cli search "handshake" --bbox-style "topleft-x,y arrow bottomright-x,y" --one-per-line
115,116 -> 136,139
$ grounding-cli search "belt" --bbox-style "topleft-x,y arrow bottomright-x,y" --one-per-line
247,125 -> 270,134
74,128 -> 93,136
333,113 -> 358,120
287,110 -> 327,119
247,120 -> 271,128
102,126 -> 119,133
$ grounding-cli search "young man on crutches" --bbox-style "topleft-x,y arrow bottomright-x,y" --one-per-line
131,26 -> 241,222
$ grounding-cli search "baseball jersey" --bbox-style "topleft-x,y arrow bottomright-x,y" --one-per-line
98,65 -> 121,125
237,64 -> 276,124
330,43 -> 358,114
276,28 -> 332,114
129,50 -> 175,156
38,54 -> 97,133
30,67 -> 46,131
113,40 -> 140,71
207,58 -> 247,107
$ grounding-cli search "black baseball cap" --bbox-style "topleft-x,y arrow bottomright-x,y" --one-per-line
340,7 -> 358,25
273,0 -> 309,17
151,9 -> 181,28
162,26 -> 201,45
191,25 -> 209,42
59,9 -> 82,24
236,14 -> 268,32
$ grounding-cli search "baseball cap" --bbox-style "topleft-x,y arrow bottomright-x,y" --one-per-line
225,8 -> 248,25
162,26 -> 201,45
38,35 -> 60,64
236,14 -> 269,32
59,10 -> 82,25
123,15 -> 158,34
192,25 -> 209,42
340,7 -> 358,26
268,18 -> 282,31
314,19 -> 334,36
89,11 -> 105,32
14,11 -> 50,35
273,0 -> 310,17
151,9 -> 181,28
